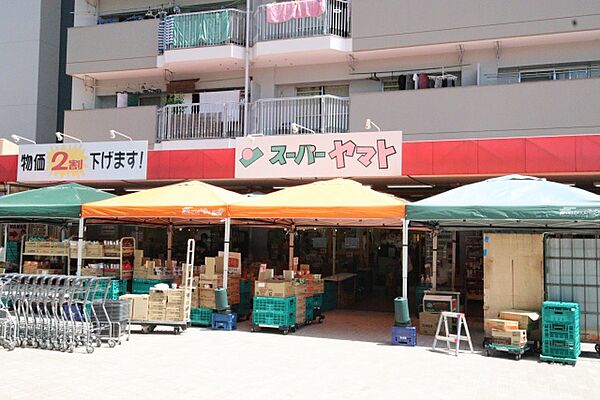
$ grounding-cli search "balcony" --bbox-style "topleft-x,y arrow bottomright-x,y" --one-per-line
157,102 -> 245,141
349,78 -> 600,141
251,95 -> 349,135
253,0 -> 352,66
159,9 -> 246,72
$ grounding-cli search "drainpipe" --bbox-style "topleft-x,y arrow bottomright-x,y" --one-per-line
243,0 -> 251,136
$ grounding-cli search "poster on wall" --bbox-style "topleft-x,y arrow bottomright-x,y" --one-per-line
17,141 -> 148,182
235,131 -> 402,179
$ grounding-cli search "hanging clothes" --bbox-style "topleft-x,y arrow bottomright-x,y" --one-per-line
296,0 -> 327,19
418,73 -> 429,89
412,73 -> 419,89
266,1 -> 297,24
398,75 -> 407,91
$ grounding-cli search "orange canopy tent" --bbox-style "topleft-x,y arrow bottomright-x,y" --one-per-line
229,178 -> 407,226
82,181 -> 245,286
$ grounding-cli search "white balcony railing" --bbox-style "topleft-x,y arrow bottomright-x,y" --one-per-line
157,102 -> 245,141
255,0 -> 350,42
251,95 -> 349,135
159,9 -> 246,52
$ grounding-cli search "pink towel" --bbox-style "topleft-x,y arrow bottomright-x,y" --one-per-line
266,2 -> 297,24
296,0 -> 327,19
266,0 -> 327,24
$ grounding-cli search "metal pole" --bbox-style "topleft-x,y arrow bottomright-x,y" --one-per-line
432,230 -> 438,290
332,228 -> 337,275
2,184 -> 10,262
402,218 -> 410,299
223,218 -> 231,289
451,232 -> 457,291
167,223 -> 173,268
242,0 -> 251,136
77,218 -> 84,277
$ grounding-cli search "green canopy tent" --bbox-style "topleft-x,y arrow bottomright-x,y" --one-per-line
402,175 -> 600,290
0,183 -> 115,275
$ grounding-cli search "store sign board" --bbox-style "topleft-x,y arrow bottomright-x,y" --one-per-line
235,131 -> 402,179
17,141 -> 148,182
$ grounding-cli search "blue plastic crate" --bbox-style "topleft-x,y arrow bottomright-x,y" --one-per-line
391,326 -> 417,346
253,296 -> 296,313
212,312 -> 237,331
542,301 -> 580,324
191,308 -> 213,326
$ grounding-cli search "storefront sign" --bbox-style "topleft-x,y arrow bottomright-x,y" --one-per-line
235,132 -> 402,179
17,141 -> 148,182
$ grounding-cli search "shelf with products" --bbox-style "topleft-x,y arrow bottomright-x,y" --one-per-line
20,238 -> 70,275
463,231 -> 483,301
69,237 -> 137,279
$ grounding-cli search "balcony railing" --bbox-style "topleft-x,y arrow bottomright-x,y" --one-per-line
159,9 -> 246,52
255,0 -> 350,42
156,95 -> 350,140
251,95 -> 349,135
157,102 -> 245,141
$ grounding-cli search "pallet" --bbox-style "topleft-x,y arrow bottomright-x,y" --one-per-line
131,319 -> 189,335
540,354 -> 577,366
484,341 -> 531,361
251,323 -> 296,335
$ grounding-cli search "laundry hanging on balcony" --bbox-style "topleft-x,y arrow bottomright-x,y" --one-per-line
199,90 -> 241,121
266,0 -> 327,24
171,10 -> 231,48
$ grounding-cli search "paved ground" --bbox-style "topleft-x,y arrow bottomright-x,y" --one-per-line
2,310 -> 600,400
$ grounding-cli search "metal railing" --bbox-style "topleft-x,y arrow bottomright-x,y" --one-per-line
251,95 -> 349,135
255,0 -> 350,42
157,102 -> 245,141
485,65 -> 600,85
160,9 -> 246,51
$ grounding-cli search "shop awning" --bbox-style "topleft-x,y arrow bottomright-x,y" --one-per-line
406,175 -> 600,230
229,178 -> 408,226
81,180 -> 245,224
0,183 -> 114,221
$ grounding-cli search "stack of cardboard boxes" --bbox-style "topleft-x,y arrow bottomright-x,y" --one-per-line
134,258 -> 174,280
166,289 -> 185,321
148,289 -> 168,320
419,294 -> 458,335
484,310 -> 540,346
194,256 -> 241,309
120,294 -> 149,321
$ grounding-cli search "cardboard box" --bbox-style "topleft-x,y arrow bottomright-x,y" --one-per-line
258,269 -> 274,281
484,318 -> 520,336
198,288 -> 215,301
199,298 -> 216,309
148,310 -> 165,321
423,295 -> 457,313
491,329 -> 527,346
167,289 -> 185,304
419,312 -> 440,335
498,310 -> 540,333
133,295 -> 149,321
218,251 -> 242,276
255,280 -> 294,298
203,257 -> 224,277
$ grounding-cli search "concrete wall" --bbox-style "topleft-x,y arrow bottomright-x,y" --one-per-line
64,105 -> 158,143
66,19 -> 159,75
349,78 -> 600,141
0,0 -> 62,144
352,0 -> 600,51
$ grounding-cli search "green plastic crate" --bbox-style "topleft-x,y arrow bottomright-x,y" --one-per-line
93,279 -> 126,300
253,296 -> 296,313
543,322 -> 580,342
312,293 -> 323,308
253,311 -> 296,328
305,296 -> 314,321
132,278 -> 174,294
542,301 -> 580,325
542,341 -> 581,360
190,308 -> 213,326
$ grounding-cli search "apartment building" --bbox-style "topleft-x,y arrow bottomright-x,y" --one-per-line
61,0 -> 600,193
0,0 -> 73,146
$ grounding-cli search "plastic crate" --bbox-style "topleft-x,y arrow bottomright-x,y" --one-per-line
132,278 -> 174,294
542,301 -> 580,324
391,326 -> 417,346
312,293 -> 324,308
212,312 -> 237,331
240,279 -> 251,294
543,322 -> 580,342
253,311 -> 296,328
93,279 -> 126,300
190,308 -> 213,326
305,296 -> 315,321
253,296 -> 296,313
542,340 -> 581,360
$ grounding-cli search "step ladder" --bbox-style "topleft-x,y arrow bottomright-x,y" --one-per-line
432,311 -> 474,356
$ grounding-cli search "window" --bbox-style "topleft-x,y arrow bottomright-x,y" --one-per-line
498,61 -> 600,84
296,84 -> 349,97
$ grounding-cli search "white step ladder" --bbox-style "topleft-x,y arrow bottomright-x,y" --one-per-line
432,311 -> 474,356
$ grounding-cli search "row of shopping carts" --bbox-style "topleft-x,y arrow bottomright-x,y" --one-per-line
0,274 -> 130,354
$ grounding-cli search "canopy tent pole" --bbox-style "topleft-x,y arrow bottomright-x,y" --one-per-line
401,219 -> 410,298
432,230 -> 438,290
223,218 -> 231,289
288,225 -> 296,271
76,218 -> 84,277
166,222 -> 173,268
332,228 -> 337,275
451,232 -> 457,290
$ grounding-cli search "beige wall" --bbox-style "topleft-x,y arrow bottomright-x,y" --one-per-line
352,0 -> 600,51
64,106 -> 158,144
349,78 -> 600,141
66,19 -> 159,75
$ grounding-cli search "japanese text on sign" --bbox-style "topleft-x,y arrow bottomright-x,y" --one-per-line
17,141 -> 148,182
235,132 -> 402,179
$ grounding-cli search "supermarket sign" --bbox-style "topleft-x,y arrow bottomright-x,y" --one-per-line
17,141 -> 148,182
235,131 -> 402,179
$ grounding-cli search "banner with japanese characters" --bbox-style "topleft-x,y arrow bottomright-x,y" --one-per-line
235,131 -> 402,179
17,141 -> 148,182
